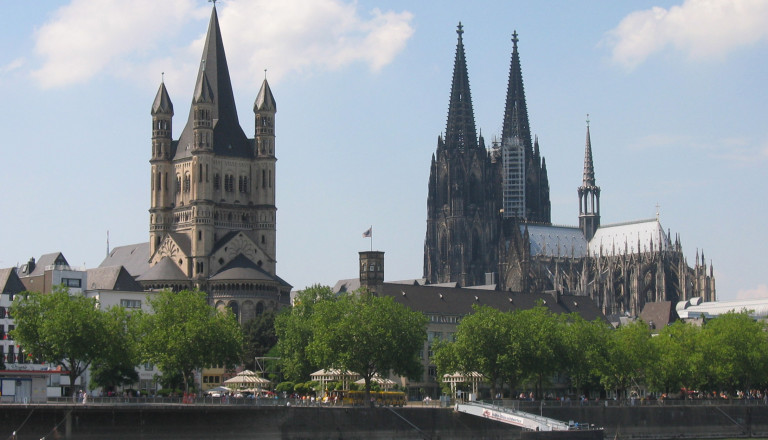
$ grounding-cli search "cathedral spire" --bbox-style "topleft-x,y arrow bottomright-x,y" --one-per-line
582,115 -> 596,187
444,22 -> 478,153
578,116 -> 600,241
502,31 -> 532,155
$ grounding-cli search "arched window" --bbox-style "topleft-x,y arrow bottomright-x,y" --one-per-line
256,302 -> 264,316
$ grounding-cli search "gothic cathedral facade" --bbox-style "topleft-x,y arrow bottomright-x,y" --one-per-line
424,25 -> 715,317
143,5 -> 291,321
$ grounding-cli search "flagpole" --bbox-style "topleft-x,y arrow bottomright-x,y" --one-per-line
370,225 -> 373,251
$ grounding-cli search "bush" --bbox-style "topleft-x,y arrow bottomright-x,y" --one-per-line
276,381 -> 295,393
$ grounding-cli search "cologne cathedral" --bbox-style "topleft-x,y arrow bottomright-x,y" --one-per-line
423,24 -> 715,317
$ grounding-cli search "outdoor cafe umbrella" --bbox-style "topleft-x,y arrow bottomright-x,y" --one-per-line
223,370 -> 271,389
354,376 -> 396,390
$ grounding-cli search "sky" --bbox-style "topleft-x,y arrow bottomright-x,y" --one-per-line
0,0 -> 766,301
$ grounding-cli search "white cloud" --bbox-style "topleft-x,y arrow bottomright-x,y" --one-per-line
30,0 -> 413,89
216,0 -> 413,84
605,0 -> 768,70
1,58 -> 25,73
736,284 -> 768,300
31,0 -> 199,88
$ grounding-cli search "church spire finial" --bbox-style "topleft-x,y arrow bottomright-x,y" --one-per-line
443,21 -> 477,152
512,30 -> 518,49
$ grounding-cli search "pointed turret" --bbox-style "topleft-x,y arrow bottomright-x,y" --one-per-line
176,5 -> 249,159
582,123 -> 596,187
254,77 -> 276,157
254,77 -> 277,112
151,81 -> 174,116
444,22 -> 478,153
578,116 -> 600,241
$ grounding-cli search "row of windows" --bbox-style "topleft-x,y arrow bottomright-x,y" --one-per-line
120,299 -> 142,309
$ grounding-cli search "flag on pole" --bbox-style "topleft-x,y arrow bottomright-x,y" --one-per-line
362,227 -> 372,238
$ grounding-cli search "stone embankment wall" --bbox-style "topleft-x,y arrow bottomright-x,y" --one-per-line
8,402 -> 760,440
542,404 -> 768,439
0,405 -> 519,440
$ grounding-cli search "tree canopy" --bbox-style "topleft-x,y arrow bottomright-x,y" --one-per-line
275,285 -> 336,382
10,286 -> 115,395
308,291 -> 427,398
138,289 -> 243,392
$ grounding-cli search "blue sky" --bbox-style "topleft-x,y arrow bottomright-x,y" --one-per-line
1,0 -> 766,300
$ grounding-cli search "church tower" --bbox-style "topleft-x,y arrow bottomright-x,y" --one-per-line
143,4 -> 290,321
501,32 -> 550,224
578,119 -> 600,240
424,23 -> 496,287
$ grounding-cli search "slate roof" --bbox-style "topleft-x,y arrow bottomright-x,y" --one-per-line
174,6 -> 251,160
333,278 -> 360,294
254,78 -> 276,112
638,301 -> 677,330
524,224 -> 588,258
19,252 -> 69,277
379,283 -> 605,322
209,254 -> 291,287
136,257 -> 188,282
100,242 -> 150,278
0,268 -> 25,295
86,266 -> 144,292
589,219 -> 669,256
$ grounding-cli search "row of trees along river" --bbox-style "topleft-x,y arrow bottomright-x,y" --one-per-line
10,284 -> 768,401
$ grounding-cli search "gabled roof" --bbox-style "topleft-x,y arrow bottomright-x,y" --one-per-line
524,224 -> 588,258
20,252 -> 69,277
86,266 -> 144,292
589,219 -> 669,256
333,278 -> 360,294
99,242 -> 150,278
0,268 -> 25,295
639,301 -> 677,330
136,257 -> 188,282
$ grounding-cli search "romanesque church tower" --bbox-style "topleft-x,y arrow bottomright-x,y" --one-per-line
144,5 -> 290,321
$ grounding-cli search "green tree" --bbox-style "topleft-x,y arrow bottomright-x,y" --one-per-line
646,321 -> 701,395
308,291 -> 427,404
434,305 -> 519,398
516,305 -> 568,399
275,285 -> 335,382
598,320 -> 653,399
139,290 -> 243,393
10,286 -> 111,395
563,314 -> 611,396
698,311 -> 768,393
89,306 -> 142,392
242,310 -> 277,369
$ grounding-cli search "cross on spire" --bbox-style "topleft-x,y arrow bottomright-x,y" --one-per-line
512,30 -> 519,49
457,22 -> 463,37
